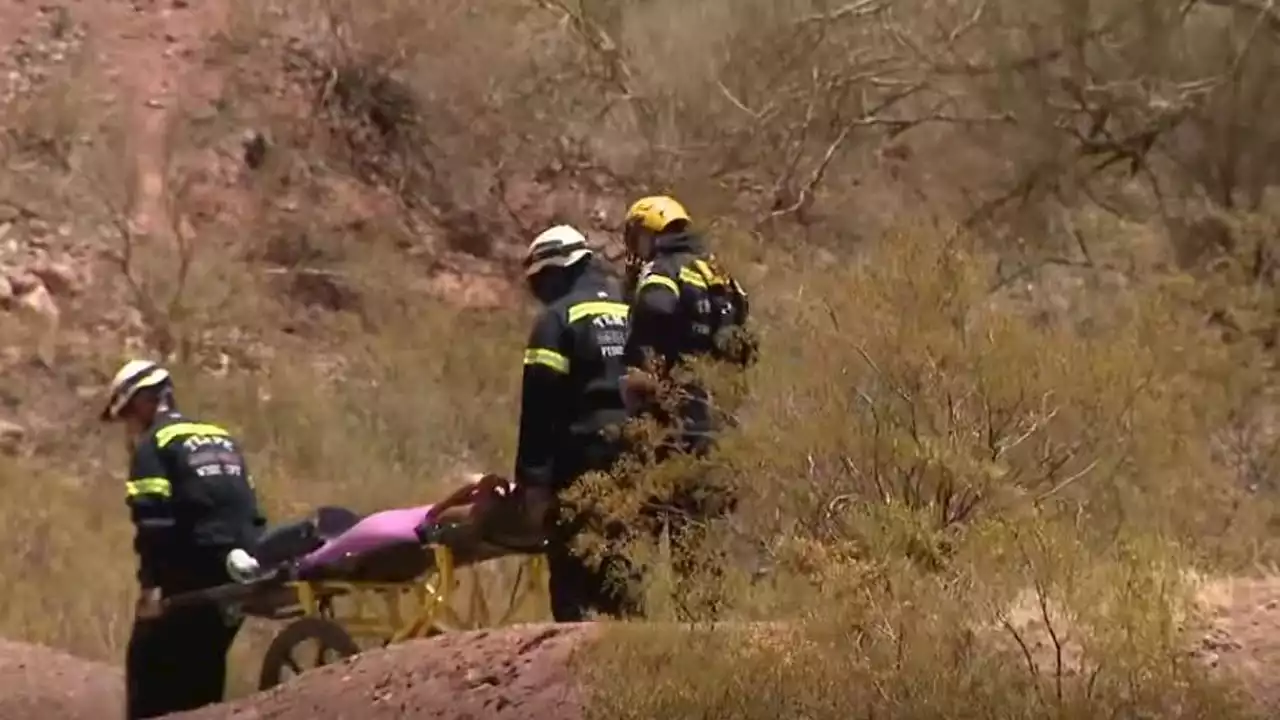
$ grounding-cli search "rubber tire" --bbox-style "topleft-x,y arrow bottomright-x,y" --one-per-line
258,617 -> 362,691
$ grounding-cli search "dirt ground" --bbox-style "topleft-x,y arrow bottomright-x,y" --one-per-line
0,639 -> 124,719
178,623 -> 595,720
1192,576 -> 1280,710
3,579 -> 1280,719
3,583 -> 1280,719
0,624 -> 591,720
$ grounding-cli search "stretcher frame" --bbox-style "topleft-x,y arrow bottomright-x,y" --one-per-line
165,476 -> 551,691
250,543 -> 549,689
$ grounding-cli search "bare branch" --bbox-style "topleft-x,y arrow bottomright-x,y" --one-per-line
1033,576 -> 1067,705
1202,0 -> 1280,36
715,78 -> 775,122
767,114 -> 855,220
1034,458 -> 1101,505
795,0 -> 889,25
492,162 -> 532,236
996,405 -> 1060,459
262,266 -> 348,278
528,0 -> 641,107
999,615 -> 1046,705
856,344 -> 913,405
823,493 -> 857,532
766,67 -> 824,215
851,109 -> 1015,133
947,0 -> 988,45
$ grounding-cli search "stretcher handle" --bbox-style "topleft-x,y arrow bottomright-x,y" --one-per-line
161,579 -> 268,610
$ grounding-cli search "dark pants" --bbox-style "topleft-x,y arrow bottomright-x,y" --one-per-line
126,553 -> 243,719
545,437 -> 641,622
546,528 -> 640,622
126,603 -> 241,718
639,428 -> 737,620
649,500 -> 733,620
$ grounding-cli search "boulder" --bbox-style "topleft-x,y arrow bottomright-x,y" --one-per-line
29,259 -> 79,296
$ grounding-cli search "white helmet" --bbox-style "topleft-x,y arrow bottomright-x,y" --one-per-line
522,225 -> 592,278
101,359 -> 172,421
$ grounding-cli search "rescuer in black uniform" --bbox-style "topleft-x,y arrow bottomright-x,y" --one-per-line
100,359 -> 267,719
620,195 -> 756,453
618,195 -> 757,619
508,224 -> 638,621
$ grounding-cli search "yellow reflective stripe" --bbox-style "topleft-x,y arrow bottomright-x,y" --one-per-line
523,348 -> 570,373
638,273 -> 680,293
678,266 -> 708,288
155,422 -> 229,448
692,259 -> 734,286
126,477 -> 172,499
567,300 -> 629,324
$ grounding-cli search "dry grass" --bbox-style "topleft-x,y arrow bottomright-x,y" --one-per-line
3,0 -> 1280,714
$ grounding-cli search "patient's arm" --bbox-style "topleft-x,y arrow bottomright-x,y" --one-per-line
421,474 -> 503,524
415,472 -> 546,550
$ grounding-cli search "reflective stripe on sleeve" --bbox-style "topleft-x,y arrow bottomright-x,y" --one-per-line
523,348 -> 570,373
567,301 -> 629,323
638,273 -> 680,294
126,477 -> 172,499
677,266 -> 708,288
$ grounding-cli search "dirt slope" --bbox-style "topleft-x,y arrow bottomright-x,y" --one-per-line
174,580 -> 1280,720
1193,576 -> 1280,710
177,579 -> 1280,718
0,579 -> 1280,717
0,0 -> 235,449
0,639 -> 123,719
178,623 -> 595,720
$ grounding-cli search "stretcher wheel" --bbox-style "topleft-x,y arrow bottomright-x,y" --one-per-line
258,617 -> 361,691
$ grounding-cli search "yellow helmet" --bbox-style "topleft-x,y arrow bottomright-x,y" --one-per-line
624,195 -> 690,233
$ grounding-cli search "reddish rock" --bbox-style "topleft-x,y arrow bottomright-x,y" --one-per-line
29,259 -> 79,296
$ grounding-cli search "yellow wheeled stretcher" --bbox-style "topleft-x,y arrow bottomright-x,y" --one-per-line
164,474 -> 549,690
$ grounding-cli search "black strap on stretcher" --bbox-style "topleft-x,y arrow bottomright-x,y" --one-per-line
162,572 -> 286,611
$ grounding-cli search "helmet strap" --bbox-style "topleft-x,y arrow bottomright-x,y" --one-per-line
156,385 -> 176,412
625,223 -> 656,260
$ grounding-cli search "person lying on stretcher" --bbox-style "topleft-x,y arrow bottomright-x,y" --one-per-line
223,473 -> 545,584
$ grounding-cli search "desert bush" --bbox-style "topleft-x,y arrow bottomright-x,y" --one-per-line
573,221 -> 1269,716
579,525 -> 1262,720
576,221 -> 1260,582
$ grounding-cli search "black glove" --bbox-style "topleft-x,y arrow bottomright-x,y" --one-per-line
514,484 -> 555,532
414,515 -> 438,545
